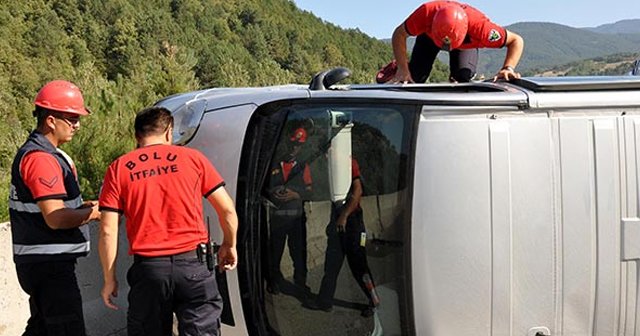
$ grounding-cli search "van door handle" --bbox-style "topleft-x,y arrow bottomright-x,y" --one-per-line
528,326 -> 551,336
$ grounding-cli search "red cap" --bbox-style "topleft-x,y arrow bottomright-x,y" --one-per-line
290,128 -> 307,143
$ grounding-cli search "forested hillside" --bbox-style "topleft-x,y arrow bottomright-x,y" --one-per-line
0,0 -> 453,221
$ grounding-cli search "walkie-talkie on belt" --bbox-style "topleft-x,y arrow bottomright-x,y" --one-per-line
205,217 -> 217,272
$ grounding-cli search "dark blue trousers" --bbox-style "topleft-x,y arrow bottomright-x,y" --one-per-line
317,207 -> 374,308
127,253 -> 222,336
409,33 -> 479,83
268,213 -> 308,286
16,260 -> 86,336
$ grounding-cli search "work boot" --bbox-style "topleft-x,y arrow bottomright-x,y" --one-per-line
302,299 -> 332,312
294,280 -> 311,295
267,280 -> 281,295
361,306 -> 374,317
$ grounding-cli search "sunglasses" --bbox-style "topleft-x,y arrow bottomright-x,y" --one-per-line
51,113 -> 81,126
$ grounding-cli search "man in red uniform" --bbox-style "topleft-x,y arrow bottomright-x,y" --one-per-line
98,106 -> 238,336
266,127 -> 313,295
304,159 -> 378,317
378,0 -> 524,83
9,80 -> 100,335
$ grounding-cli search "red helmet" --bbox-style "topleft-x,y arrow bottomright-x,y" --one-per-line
290,128 -> 307,143
432,4 -> 468,51
34,80 -> 90,116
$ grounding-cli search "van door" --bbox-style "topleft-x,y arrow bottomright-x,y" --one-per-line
236,101 -> 420,336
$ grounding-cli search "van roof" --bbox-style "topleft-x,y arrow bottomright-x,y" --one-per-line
156,70 -> 640,113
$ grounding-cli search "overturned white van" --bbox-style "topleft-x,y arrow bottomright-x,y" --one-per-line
156,69 -> 640,336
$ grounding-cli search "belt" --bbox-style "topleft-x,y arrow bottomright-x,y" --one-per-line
133,248 -> 199,262
273,209 -> 303,216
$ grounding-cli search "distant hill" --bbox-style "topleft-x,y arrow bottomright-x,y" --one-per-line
477,21 -> 640,76
526,52 -> 640,76
585,19 -> 640,34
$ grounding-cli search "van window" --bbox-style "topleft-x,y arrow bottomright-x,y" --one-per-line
250,102 -> 417,336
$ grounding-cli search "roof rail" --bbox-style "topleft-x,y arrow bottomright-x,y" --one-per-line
513,76 -> 640,92
349,81 -> 513,93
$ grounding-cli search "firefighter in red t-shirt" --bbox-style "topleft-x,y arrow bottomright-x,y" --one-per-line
303,159 -> 377,317
379,0 -> 524,84
98,107 -> 238,336
266,127 -> 313,295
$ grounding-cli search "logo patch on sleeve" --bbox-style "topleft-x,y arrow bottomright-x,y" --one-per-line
39,176 -> 59,189
488,29 -> 501,42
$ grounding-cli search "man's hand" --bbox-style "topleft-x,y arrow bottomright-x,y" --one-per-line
101,279 -> 119,310
336,214 -> 348,233
217,244 -> 237,271
274,188 -> 300,202
80,200 -> 101,221
391,66 -> 415,84
493,67 -> 521,82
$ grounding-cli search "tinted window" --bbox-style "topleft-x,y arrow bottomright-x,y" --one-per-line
261,102 -> 417,336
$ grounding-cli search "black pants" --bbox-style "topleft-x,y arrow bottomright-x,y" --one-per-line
127,253 -> 222,336
409,34 -> 479,83
268,213 -> 308,286
317,207 -> 374,307
16,260 -> 86,336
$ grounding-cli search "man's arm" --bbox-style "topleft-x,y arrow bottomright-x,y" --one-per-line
391,24 -> 414,83
336,178 -> 363,232
38,199 -> 100,229
494,30 -> 524,81
207,187 -> 238,271
99,210 -> 120,310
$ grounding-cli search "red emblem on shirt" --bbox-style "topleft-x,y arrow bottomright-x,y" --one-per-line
38,176 -> 59,189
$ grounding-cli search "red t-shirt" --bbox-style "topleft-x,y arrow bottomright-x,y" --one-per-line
20,151 -> 75,200
99,145 -> 225,257
404,1 -> 507,49
351,159 -> 362,210
281,161 -> 312,186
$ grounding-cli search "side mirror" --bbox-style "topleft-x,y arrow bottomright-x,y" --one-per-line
309,67 -> 352,90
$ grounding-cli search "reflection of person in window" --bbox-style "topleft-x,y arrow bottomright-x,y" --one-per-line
266,127 -> 312,295
305,159 -> 379,317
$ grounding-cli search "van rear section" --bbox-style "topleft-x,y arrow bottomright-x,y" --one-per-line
158,74 -> 640,336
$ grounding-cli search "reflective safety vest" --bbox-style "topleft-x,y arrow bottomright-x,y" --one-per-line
9,131 -> 89,264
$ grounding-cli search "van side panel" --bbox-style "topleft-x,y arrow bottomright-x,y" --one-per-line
622,117 -> 640,336
593,119 -> 622,335
413,113 -> 631,335
488,122 -> 513,336
187,104 -> 256,336
505,118 -> 557,334
557,118 -> 597,336
413,115 -> 493,335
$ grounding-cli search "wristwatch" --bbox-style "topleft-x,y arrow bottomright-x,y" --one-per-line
501,66 -> 515,72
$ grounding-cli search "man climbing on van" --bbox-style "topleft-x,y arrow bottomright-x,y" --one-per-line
376,0 -> 524,84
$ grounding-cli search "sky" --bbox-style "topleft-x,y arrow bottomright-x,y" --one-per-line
293,0 -> 640,39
